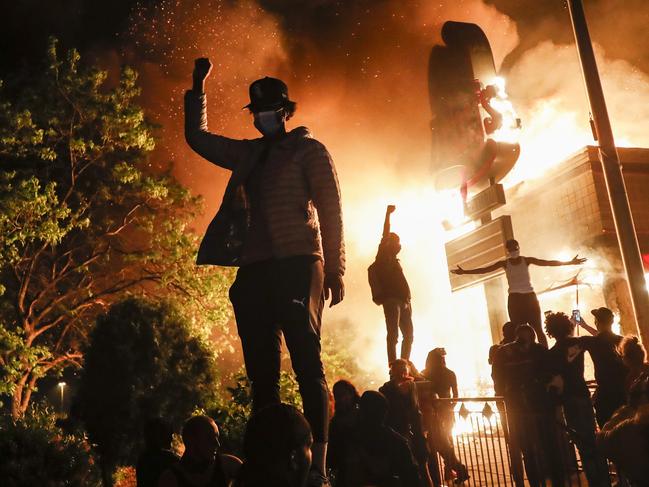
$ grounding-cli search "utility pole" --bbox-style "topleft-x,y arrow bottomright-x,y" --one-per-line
567,0 -> 649,343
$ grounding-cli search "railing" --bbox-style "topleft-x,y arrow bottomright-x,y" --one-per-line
415,390 -> 615,487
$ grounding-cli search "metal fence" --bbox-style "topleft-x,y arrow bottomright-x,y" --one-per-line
417,394 -> 614,487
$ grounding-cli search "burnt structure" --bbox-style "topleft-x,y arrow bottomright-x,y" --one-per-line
433,21 -> 649,340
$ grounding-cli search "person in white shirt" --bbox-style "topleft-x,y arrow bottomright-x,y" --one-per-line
451,239 -> 586,347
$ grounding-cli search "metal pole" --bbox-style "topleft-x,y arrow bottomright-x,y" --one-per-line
567,0 -> 649,343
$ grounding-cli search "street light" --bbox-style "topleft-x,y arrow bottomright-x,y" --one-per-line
58,382 -> 66,412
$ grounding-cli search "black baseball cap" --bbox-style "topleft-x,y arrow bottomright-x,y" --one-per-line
591,307 -> 614,322
244,77 -> 292,112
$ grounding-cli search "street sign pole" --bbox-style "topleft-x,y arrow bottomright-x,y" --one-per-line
567,0 -> 649,343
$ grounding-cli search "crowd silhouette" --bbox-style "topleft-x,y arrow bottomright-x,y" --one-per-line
177,58 -> 649,487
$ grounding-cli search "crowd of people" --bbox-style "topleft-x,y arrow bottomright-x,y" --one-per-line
135,309 -> 649,487
180,58 -> 649,487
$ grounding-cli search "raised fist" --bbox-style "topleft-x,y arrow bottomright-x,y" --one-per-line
193,58 -> 213,81
387,204 -> 396,214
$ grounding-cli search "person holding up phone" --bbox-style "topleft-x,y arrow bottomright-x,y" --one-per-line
451,239 -> 586,347
368,205 -> 414,365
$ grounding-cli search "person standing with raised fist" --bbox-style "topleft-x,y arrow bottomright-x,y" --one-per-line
185,57 -> 345,487
368,205 -> 414,365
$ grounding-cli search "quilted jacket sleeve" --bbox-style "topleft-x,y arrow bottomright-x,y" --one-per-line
301,140 -> 346,276
184,90 -> 250,170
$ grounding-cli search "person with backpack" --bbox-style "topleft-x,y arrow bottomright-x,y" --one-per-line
368,205 -> 414,365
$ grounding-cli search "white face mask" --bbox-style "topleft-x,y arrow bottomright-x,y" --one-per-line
508,250 -> 520,259
254,110 -> 284,136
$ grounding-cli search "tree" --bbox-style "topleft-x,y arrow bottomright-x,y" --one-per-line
75,297 -> 220,486
0,39 -> 234,419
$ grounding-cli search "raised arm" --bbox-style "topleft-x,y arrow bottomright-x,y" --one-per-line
383,204 -> 396,238
451,260 -> 505,275
184,57 -> 251,170
526,254 -> 587,267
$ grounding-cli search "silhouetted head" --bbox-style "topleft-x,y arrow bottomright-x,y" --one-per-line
502,321 -> 517,343
389,358 -> 410,382
621,335 -> 647,369
515,324 -> 536,346
143,417 -> 173,451
242,404 -> 312,487
544,312 -> 574,340
505,239 -> 520,259
425,348 -> 446,371
591,307 -> 614,332
359,391 -> 388,427
332,379 -> 360,414
378,232 -> 401,258
245,77 -> 297,137
182,415 -> 220,463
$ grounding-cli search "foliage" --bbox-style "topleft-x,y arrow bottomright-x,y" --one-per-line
0,405 -> 101,486
210,367 -> 302,454
74,297 -> 220,481
0,38 -> 234,419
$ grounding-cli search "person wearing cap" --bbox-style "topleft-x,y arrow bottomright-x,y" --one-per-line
573,307 -> 627,427
184,58 -> 345,487
451,238 -> 586,348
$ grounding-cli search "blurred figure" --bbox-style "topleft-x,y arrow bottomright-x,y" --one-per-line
575,307 -> 627,427
368,205 -> 414,365
136,418 -> 179,487
421,349 -> 469,484
328,380 -> 361,485
380,359 -> 434,486
489,322 -> 524,487
158,415 -> 241,487
237,404 -> 314,487
452,239 -> 586,348
545,312 -> 610,487
598,374 -> 649,486
498,325 -> 565,487
620,335 -> 649,397
343,390 -> 421,487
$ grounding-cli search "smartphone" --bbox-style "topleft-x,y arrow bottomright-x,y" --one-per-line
572,309 -> 581,322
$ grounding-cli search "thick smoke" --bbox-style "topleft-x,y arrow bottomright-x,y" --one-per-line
122,0 -> 649,391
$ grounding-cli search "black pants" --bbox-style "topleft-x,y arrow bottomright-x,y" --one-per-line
229,255 -> 329,442
383,299 -> 414,364
507,292 -> 547,347
593,386 -> 626,429
563,395 -> 611,487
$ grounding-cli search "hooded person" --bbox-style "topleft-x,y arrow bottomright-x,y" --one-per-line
367,205 -> 414,365
451,239 -> 586,348
185,58 -> 345,487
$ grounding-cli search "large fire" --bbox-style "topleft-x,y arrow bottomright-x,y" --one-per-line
124,0 -> 649,395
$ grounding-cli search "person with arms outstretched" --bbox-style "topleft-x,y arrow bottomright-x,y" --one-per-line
185,58 -> 345,487
451,239 -> 585,347
368,205 -> 414,365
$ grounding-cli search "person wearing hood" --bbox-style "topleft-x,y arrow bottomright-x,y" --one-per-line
185,58 -> 345,487
451,239 -> 586,348
368,205 -> 414,365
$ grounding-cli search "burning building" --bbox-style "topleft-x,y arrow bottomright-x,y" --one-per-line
438,21 -> 649,344
449,145 -> 649,341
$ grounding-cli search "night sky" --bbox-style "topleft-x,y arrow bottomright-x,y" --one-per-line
3,0 -> 649,230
